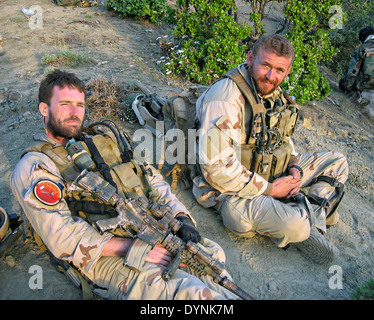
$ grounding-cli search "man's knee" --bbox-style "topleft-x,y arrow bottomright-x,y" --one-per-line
275,213 -> 311,244
323,151 -> 349,183
219,200 -> 256,238
252,198 -> 311,245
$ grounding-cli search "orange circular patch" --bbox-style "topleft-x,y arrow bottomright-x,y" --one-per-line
33,180 -> 62,206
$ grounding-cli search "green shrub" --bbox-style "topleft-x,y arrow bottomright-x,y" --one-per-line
329,0 -> 374,77
106,0 -> 169,23
160,0 -> 251,84
352,278 -> 374,300
282,0 -> 342,104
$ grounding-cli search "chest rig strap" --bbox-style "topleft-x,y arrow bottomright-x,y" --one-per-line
223,66 -> 266,147
222,66 -> 298,181
83,137 -> 118,192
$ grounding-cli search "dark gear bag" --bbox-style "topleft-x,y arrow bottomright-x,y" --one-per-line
130,81 -> 208,189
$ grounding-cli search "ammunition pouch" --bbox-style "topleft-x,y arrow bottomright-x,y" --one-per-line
250,150 -> 273,181
269,142 -> 293,180
110,161 -> 149,200
223,65 -> 299,183
240,141 -> 293,182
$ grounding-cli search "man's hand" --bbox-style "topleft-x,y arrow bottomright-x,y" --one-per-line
288,166 -> 302,181
176,215 -> 202,243
269,175 -> 301,199
145,243 -> 174,267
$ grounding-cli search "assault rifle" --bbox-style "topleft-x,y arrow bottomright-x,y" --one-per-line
133,79 -> 166,116
67,169 -> 254,300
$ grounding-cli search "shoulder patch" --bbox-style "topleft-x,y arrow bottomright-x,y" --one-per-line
33,180 -> 62,206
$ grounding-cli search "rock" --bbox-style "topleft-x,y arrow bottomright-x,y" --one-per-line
0,89 -> 7,105
8,90 -> 22,102
302,117 -> 316,130
267,281 -> 278,291
5,255 -> 15,267
364,105 -> 374,121
302,112 -> 328,131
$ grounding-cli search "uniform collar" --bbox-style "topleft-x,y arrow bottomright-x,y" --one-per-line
33,133 -> 61,146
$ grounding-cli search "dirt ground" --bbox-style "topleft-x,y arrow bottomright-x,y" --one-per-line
0,0 -> 373,301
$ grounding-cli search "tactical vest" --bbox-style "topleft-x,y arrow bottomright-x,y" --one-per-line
24,127 -> 156,237
223,65 -> 300,182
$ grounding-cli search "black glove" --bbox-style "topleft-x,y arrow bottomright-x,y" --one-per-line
176,215 -> 202,243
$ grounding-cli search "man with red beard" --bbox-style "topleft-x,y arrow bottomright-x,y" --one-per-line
193,34 -> 349,264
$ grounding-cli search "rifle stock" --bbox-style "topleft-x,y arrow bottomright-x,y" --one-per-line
68,169 -> 254,300
0,214 -> 23,259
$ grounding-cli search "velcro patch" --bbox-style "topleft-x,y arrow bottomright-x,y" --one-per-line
33,180 -> 62,206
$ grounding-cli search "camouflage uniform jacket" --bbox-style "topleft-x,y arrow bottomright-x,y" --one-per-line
193,63 -> 298,208
10,133 -> 191,280
340,36 -> 374,92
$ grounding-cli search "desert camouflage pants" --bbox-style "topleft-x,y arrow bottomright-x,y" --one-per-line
215,151 -> 349,248
89,238 -> 239,300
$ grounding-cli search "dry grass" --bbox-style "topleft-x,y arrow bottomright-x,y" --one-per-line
86,76 -> 122,120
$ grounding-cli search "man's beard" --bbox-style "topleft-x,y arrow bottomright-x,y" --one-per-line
249,65 -> 279,96
46,112 -> 83,140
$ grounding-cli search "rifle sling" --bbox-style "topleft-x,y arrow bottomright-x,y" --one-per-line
83,137 -> 118,191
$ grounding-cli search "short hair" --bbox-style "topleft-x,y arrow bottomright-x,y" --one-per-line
38,69 -> 86,105
252,34 -> 295,63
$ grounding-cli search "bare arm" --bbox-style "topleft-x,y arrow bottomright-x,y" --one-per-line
101,237 -> 174,267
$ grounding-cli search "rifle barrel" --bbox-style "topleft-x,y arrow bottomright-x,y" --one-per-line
134,80 -> 152,96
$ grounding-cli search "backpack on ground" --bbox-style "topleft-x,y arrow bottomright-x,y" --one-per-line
130,81 -> 209,189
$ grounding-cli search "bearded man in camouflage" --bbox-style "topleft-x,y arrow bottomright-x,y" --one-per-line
339,26 -> 374,120
193,34 -> 349,264
10,69 -> 242,300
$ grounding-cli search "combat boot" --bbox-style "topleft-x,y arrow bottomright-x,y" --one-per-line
292,227 -> 339,264
326,211 -> 339,226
